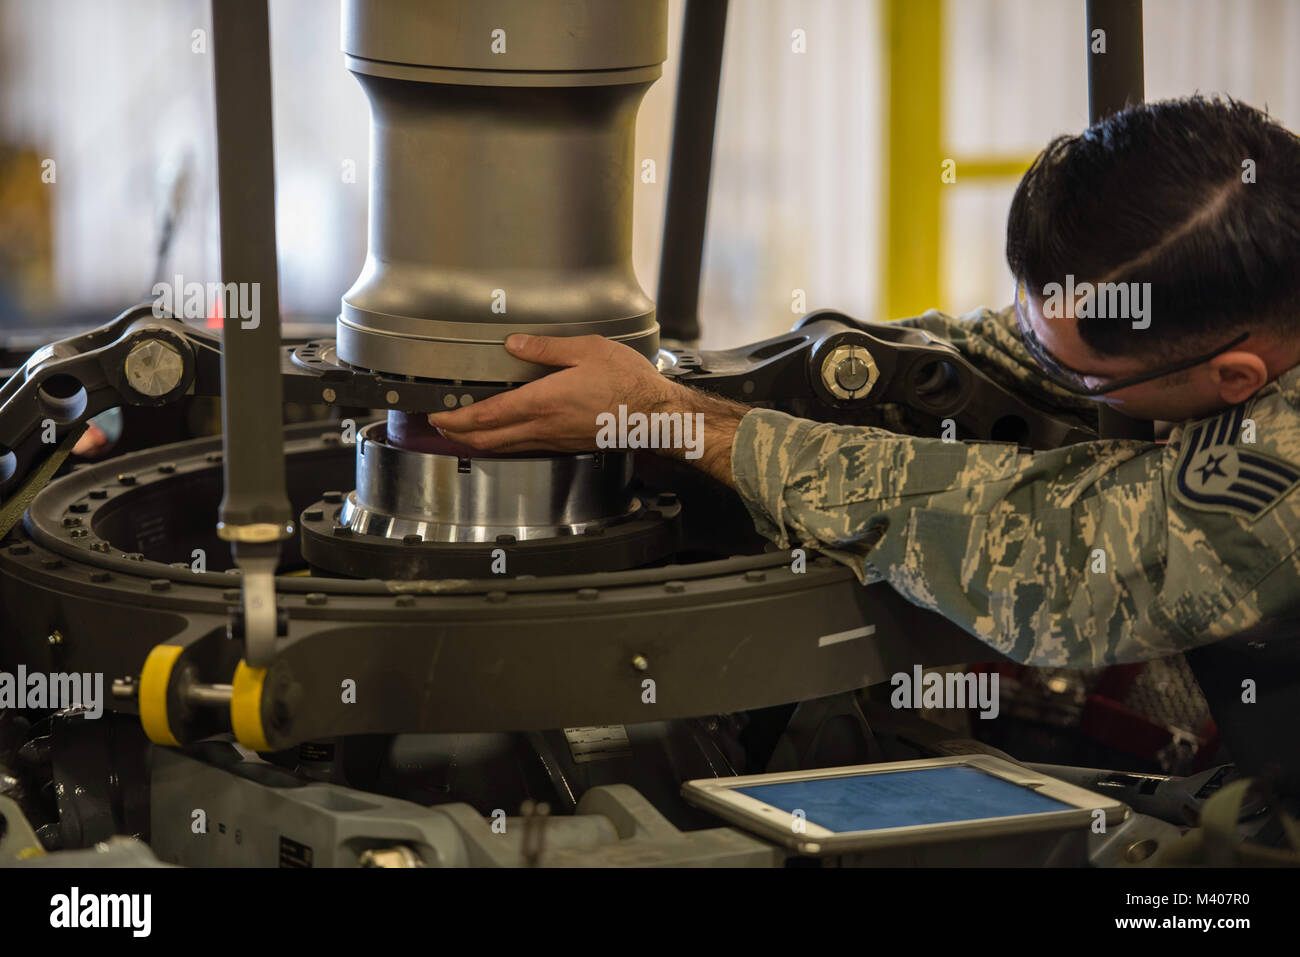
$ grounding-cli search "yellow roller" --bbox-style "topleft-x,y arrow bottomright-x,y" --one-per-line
230,660 -> 270,751
139,644 -> 184,747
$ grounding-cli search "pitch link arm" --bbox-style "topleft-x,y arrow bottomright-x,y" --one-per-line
665,311 -> 1096,449
0,303 -> 221,497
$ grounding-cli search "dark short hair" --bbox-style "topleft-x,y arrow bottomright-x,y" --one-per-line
1006,96 -> 1300,358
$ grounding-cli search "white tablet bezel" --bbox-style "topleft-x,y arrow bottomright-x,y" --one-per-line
681,755 -> 1129,855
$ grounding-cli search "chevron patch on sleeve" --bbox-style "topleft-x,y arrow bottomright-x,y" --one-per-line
1173,404 -> 1300,520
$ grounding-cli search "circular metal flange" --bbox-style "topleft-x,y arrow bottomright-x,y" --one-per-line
301,492 -> 681,579
344,420 -> 636,544
3,422 -> 999,740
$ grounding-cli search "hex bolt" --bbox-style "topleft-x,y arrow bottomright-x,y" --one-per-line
123,338 -> 184,397
62,516 -> 81,527
69,502 -> 89,513
820,343 -> 879,400
89,489 -> 108,500
117,473 -> 136,486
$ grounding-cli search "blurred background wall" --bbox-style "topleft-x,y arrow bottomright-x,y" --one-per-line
1,0 -> 1298,350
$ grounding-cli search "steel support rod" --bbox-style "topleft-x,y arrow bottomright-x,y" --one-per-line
210,0 -> 292,664
1085,0 -> 1153,441
656,0 -> 729,344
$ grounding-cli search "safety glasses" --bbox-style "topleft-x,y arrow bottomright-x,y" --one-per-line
1013,282 -> 1250,397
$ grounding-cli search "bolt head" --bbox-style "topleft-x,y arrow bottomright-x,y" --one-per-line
124,339 -> 184,397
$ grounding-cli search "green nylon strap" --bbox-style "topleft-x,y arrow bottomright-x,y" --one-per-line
0,427 -> 86,541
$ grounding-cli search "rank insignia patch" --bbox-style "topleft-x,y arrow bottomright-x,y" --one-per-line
1174,405 -> 1300,520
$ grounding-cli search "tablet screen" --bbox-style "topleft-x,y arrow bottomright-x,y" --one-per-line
734,765 -> 1073,833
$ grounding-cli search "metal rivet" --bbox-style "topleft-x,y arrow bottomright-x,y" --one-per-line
88,540 -> 109,551
459,394 -> 472,406
385,390 -> 399,404
71,529 -> 90,539
322,387 -> 337,403
631,655 -> 649,672
442,394 -> 457,409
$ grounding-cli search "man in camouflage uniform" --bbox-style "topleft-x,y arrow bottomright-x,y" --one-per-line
428,97 -> 1300,685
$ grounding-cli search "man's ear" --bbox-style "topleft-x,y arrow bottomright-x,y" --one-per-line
1208,351 -> 1269,404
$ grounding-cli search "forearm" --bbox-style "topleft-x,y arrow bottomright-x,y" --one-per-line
650,380 -> 751,488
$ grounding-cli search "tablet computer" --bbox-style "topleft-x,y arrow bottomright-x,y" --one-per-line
681,755 -> 1127,855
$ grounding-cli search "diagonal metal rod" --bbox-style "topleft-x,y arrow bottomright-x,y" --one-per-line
656,0 -> 729,344
1085,0 -> 1153,442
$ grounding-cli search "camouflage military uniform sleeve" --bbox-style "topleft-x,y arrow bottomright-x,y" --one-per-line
895,305 -> 1097,422
731,370 -> 1300,668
